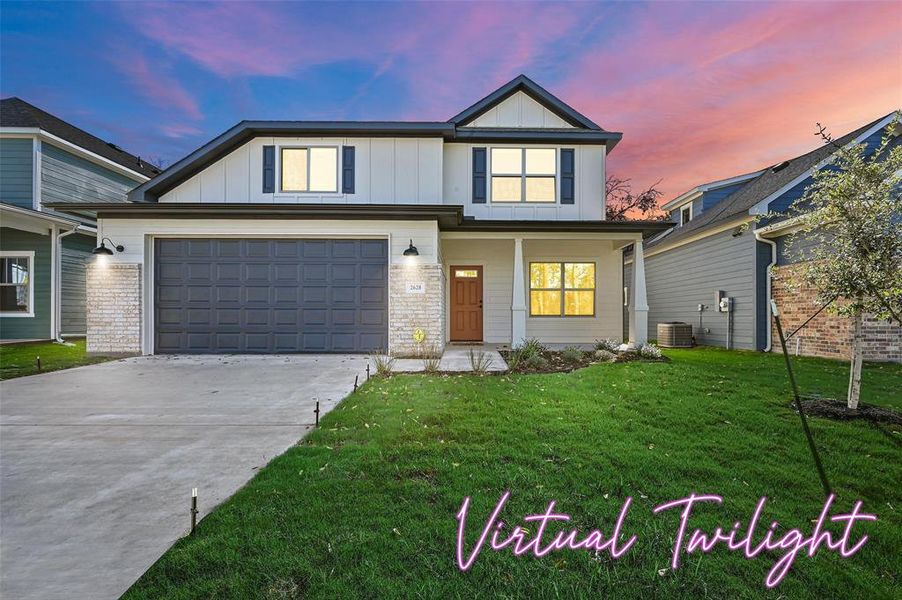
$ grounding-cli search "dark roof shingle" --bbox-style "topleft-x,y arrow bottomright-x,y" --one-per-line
0,97 -> 160,179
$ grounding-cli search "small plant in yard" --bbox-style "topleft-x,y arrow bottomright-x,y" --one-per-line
515,337 -> 546,360
637,343 -> 663,359
369,352 -> 396,377
594,338 -> 621,352
561,346 -> 585,364
523,353 -> 549,370
467,348 -> 493,375
419,344 -> 442,373
594,349 -> 616,362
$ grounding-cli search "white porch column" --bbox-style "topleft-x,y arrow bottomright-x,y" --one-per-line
628,239 -> 649,346
511,238 -> 527,347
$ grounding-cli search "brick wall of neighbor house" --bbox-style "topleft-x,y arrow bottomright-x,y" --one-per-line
771,264 -> 901,362
388,263 -> 445,356
86,261 -> 141,354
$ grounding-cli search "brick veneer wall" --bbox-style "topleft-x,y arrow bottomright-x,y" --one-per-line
86,261 -> 142,354
388,263 -> 445,357
771,264 -> 901,362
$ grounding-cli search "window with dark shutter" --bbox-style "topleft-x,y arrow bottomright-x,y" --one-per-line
472,147 -> 487,203
342,146 -> 355,194
560,148 -> 575,204
262,145 -> 275,193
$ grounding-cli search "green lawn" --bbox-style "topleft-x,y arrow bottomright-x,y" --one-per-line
125,348 -> 900,599
0,339 -> 116,380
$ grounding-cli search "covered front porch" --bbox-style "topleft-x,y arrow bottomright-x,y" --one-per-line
439,231 -> 651,348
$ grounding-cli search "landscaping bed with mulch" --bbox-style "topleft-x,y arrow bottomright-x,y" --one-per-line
797,396 -> 902,425
499,339 -> 668,374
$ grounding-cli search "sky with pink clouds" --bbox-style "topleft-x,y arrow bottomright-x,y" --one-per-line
1,1 -> 900,201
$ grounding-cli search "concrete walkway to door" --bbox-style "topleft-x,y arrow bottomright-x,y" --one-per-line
0,354 -> 366,600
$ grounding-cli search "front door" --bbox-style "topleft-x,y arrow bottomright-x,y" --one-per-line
450,266 -> 483,341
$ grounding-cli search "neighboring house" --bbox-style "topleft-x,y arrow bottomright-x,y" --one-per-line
46,75 -> 670,356
0,98 -> 159,342
624,111 -> 901,362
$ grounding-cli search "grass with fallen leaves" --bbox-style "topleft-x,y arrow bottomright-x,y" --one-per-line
124,347 -> 900,599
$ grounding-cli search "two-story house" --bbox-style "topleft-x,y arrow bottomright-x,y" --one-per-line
46,76 -> 669,356
624,111 -> 900,362
0,98 -> 159,342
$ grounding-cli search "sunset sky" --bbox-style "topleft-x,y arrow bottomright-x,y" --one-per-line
1,1 -> 899,201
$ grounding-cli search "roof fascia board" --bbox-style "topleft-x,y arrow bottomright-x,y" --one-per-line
443,219 -> 672,236
452,129 -> 621,146
449,75 -> 601,130
748,111 -> 900,216
1,202 -> 86,228
2,127 -> 149,182
660,170 -> 765,211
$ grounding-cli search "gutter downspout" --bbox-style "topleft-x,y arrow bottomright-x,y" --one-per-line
54,225 -> 83,343
755,230 -> 778,352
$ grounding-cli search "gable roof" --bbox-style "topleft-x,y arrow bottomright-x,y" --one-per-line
647,111 -> 898,251
126,76 -> 622,202
449,74 -> 602,130
0,97 -> 160,179
659,169 -> 765,211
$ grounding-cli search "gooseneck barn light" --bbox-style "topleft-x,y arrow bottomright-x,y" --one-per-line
92,237 -> 125,255
402,239 -> 419,257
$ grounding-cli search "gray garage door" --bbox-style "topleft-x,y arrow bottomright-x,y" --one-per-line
154,238 -> 388,353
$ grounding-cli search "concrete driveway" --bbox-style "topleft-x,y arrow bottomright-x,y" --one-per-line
0,354 -> 368,600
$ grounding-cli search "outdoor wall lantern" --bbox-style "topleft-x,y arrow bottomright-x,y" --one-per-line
402,239 -> 419,257
92,237 -> 125,255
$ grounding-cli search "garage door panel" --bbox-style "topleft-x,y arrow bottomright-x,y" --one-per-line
155,239 -> 387,353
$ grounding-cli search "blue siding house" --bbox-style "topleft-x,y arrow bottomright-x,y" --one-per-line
0,98 -> 159,341
624,111 -> 900,361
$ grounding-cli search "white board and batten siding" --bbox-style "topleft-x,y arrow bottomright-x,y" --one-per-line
160,137 -> 444,205
460,91 -> 576,129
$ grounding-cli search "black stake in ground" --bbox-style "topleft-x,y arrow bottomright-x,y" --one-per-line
366,363 -> 370,380
771,300 -> 832,497
190,488 -> 198,535
353,375 -> 358,392
314,400 -> 320,427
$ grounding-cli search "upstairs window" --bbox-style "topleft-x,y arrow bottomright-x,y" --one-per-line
680,204 -> 693,225
491,148 -> 556,203
529,262 -> 595,317
0,252 -> 33,316
281,147 -> 338,193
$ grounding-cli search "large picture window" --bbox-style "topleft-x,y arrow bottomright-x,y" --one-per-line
491,148 -> 556,203
280,147 -> 338,193
0,252 -> 34,316
529,262 -> 595,317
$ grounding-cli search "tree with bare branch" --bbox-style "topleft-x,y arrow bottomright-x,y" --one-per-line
605,176 -> 665,221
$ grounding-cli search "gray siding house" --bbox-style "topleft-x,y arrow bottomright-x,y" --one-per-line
0,98 -> 159,341
624,111 -> 900,361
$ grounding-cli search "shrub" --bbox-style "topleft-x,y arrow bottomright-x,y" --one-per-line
523,354 -> 549,370
595,338 -> 621,352
468,349 -> 493,375
594,349 -> 616,362
505,350 -> 522,370
370,352 -> 396,377
561,346 -> 585,364
419,344 -> 442,373
638,343 -> 663,359
515,337 -> 546,360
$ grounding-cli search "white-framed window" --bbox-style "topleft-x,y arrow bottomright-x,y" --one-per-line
490,148 -> 556,203
680,204 -> 693,226
529,261 -> 596,317
280,146 -> 339,193
0,251 -> 35,317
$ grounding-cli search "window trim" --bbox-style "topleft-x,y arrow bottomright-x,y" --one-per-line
0,251 -> 35,318
278,145 -> 341,194
528,261 -> 596,318
489,147 -> 557,204
680,203 -> 693,226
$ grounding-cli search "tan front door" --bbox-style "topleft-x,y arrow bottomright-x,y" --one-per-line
450,266 -> 483,341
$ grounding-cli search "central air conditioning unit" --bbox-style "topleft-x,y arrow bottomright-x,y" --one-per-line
657,322 -> 693,348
